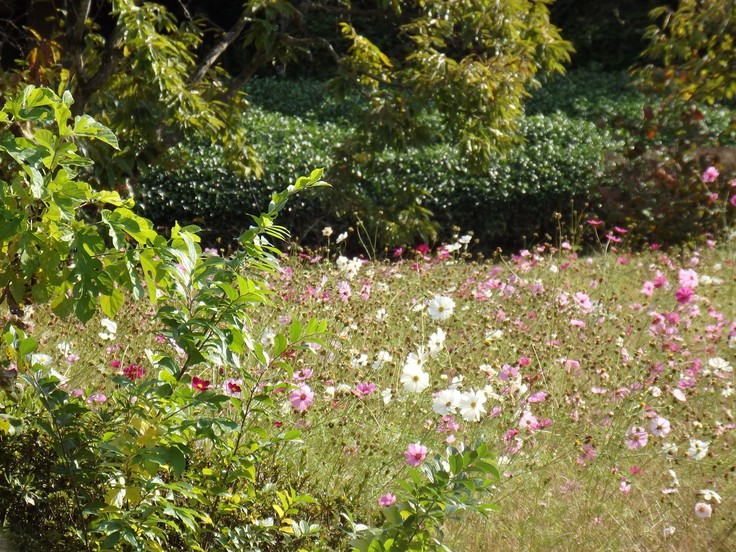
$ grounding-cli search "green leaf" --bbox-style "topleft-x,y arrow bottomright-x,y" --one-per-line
72,115 -> 119,149
289,318 -> 302,343
100,288 -> 125,318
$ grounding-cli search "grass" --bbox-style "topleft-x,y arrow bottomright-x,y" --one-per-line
21,230 -> 736,550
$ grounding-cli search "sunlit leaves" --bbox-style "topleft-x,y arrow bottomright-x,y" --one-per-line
636,0 -> 736,105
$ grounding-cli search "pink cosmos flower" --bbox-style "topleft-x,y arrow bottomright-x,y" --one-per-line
415,244 -> 430,256
586,219 -> 603,227
191,377 -> 211,392
730,195 -> 736,207
576,443 -> 597,465
355,382 -> 376,396
702,166 -> 719,183
641,281 -> 654,297
405,442 -> 428,467
378,493 -> 397,507
676,286 -> 695,304
625,426 -> 648,450
528,391 -> 547,403
289,384 -> 314,412
86,393 -> 107,405
678,269 -> 699,289
122,363 -> 146,381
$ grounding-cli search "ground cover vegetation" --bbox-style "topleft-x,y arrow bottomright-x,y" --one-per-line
0,1 -> 736,550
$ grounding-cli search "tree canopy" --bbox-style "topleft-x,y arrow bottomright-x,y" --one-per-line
0,0 -> 573,184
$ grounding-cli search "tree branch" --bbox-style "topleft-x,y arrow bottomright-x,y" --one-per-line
220,51 -> 268,103
189,9 -> 254,85
72,24 -> 121,116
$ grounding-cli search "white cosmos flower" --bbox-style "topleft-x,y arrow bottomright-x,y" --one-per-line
336,232 -> 348,243
30,353 -> 52,366
427,328 -> 446,355
427,295 -> 455,321
687,439 -> 709,460
98,318 -> 117,340
699,489 -> 722,504
432,388 -> 462,415
381,388 -> 393,405
458,389 -> 487,422
351,354 -> 369,368
708,357 -> 732,372
401,364 -> 430,393
404,351 -> 425,371
372,350 -> 393,369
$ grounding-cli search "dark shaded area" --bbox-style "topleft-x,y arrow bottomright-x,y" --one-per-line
549,0 -> 676,70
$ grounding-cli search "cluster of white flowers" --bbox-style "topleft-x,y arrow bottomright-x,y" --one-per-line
350,353 -> 369,369
431,387 -> 487,422
336,256 -> 362,280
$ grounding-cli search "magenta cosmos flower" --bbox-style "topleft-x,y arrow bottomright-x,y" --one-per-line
405,442 -> 428,467
222,378 -> 243,397
675,286 -> 695,304
289,384 -> 314,413
191,377 -> 211,392
378,493 -> 397,507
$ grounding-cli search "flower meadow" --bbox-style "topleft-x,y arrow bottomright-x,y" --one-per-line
1,88 -> 735,551
6,229 -> 735,551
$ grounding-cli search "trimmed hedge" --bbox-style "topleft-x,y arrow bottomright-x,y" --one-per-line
137,72 -> 734,251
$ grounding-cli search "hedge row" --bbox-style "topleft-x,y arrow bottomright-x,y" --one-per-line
137,71 -> 734,251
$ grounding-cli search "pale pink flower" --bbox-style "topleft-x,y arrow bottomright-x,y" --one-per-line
649,416 -> 671,437
641,281 -> 654,297
405,442 -> 428,467
694,502 -> 712,519
678,269 -> 699,289
528,391 -> 547,403
378,493 -> 397,507
619,478 -> 631,494
87,393 -> 107,405
625,426 -> 648,450
289,384 -> 314,413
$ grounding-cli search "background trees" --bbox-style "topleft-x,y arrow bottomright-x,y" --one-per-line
0,0 -> 572,182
